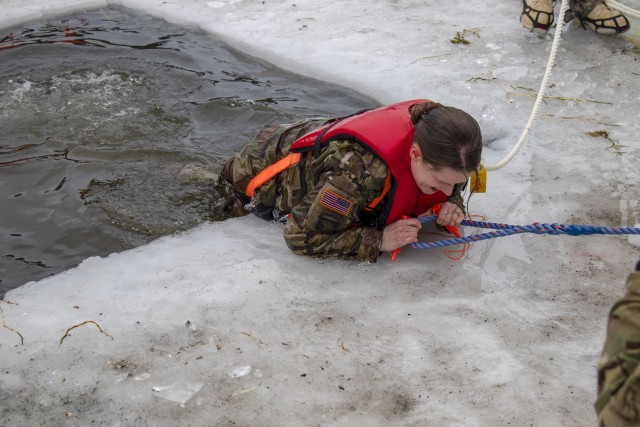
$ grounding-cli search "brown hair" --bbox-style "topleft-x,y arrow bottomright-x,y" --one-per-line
410,101 -> 482,175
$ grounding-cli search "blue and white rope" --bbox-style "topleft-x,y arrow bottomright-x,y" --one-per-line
412,215 -> 640,250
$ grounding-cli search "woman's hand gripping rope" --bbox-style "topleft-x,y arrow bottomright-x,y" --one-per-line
388,203 -> 463,262
428,202 -> 463,237
383,209 -> 640,260
383,215 -> 421,259
411,218 -> 640,250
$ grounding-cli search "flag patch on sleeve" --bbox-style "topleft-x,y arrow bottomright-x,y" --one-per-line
320,189 -> 353,217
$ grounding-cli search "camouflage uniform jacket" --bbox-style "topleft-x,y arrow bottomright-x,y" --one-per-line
216,119 -> 466,262
596,270 -> 640,426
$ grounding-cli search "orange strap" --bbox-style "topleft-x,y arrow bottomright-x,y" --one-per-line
244,153 -> 391,213
245,152 -> 301,197
364,173 -> 391,211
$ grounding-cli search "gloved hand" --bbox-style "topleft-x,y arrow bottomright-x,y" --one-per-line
636,256 -> 640,272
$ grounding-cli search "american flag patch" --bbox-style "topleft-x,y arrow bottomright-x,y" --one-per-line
320,189 -> 353,216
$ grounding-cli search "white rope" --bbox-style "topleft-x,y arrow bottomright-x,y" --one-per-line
485,0 -> 570,171
606,0 -> 640,19
484,0 -> 638,171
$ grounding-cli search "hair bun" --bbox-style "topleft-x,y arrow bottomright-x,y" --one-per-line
410,101 -> 442,124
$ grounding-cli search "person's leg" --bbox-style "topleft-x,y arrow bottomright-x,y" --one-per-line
520,0 -> 557,33
212,124 -> 282,218
567,0 -> 630,34
520,0 -> 630,34
212,155 -> 253,218
212,119 -> 329,219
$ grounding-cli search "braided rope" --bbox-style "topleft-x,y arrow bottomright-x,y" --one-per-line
485,0 -> 570,171
606,0 -> 640,20
411,215 -> 640,250
483,0 -> 638,171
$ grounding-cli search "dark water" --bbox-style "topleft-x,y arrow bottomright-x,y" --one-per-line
0,6 -> 378,296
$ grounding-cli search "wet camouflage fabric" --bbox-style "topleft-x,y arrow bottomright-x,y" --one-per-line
596,271 -> 640,426
215,118 -> 466,262
214,119 -> 328,217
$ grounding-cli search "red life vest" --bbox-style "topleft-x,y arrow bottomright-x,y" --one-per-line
290,99 -> 447,225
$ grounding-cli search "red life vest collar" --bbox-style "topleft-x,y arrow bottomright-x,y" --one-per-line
290,99 -> 447,224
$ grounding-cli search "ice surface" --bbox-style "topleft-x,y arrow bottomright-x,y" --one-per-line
1,0 -> 639,426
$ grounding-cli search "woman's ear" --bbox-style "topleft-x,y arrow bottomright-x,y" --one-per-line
409,144 -> 422,161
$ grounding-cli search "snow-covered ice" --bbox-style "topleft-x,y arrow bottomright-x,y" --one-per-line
1,0 -> 639,425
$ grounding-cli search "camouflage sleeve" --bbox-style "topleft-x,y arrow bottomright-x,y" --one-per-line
283,141 -> 388,262
595,271 -> 640,426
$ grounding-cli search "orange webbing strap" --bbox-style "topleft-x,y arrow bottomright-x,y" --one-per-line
364,173 -> 391,211
245,154 -> 391,211
245,152 -> 301,197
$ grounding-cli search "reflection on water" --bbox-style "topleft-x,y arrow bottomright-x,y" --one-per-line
0,6 -> 378,296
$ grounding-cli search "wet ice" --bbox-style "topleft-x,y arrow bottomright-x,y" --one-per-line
1,0 -> 639,426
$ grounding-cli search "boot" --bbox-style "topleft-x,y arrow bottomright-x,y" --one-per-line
521,0 -> 557,33
565,0 -> 630,34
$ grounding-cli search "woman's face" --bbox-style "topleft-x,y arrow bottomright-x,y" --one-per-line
409,144 -> 468,196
